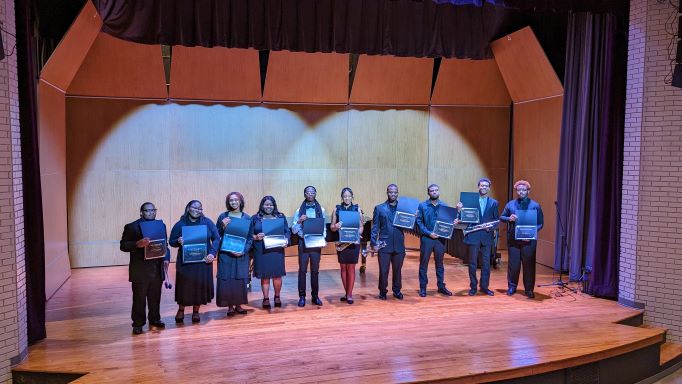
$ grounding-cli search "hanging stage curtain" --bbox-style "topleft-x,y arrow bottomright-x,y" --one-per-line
555,12 -> 624,298
93,0 -> 514,59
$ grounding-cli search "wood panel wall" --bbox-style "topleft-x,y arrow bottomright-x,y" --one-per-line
513,97 -> 563,267
65,100 -> 510,267
38,82 -> 72,298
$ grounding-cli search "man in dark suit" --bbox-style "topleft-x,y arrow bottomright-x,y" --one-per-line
416,184 -> 453,297
120,202 -> 170,335
370,184 -> 406,300
457,178 -> 499,296
500,180 -> 544,299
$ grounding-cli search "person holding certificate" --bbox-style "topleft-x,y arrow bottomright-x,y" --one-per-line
120,202 -> 170,335
252,196 -> 290,309
456,178 -> 499,296
330,187 -> 363,304
500,180 -> 544,299
215,192 -> 253,317
169,200 -> 220,323
291,186 -> 327,307
370,184 -> 406,300
416,184 -> 454,297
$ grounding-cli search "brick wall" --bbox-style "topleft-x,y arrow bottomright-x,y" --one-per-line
621,0 -> 682,343
0,0 -> 27,382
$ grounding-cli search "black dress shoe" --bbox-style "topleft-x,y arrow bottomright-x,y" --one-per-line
175,310 -> 184,323
273,296 -> 282,308
191,312 -> 200,323
482,289 -> 495,296
235,306 -> 247,315
507,288 -> 516,296
393,292 -> 404,300
132,326 -> 143,335
347,298 -> 354,304
419,289 -> 427,297
149,321 -> 165,328
378,293 -> 387,300
298,297 -> 306,307
340,296 -> 347,302
468,289 -> 477,296
262,298 -> 271,308
312,297 -> 323,306
526,291 -> 535,299
438,287 -> 453,296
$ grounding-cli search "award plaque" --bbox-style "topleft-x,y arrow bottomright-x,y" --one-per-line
459,192 -> 480,224
338,211 -> 360,244
303,217 -> 326,248
139,220 -> 168,260
182,225 -> 208,263
144,238 -> 167,260
514,209 -> 538,240
220,217 -> 250,254
432,205 -> 457,239
392,197 -> 420,229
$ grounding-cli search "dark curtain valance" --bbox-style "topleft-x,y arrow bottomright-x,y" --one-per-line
93,0 -> 515,59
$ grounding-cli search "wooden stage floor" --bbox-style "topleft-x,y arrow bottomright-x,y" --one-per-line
16,251 -> 663,383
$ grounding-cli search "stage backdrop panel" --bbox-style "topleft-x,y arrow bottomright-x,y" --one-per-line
65,98 -> 510,267
512,96 -> 563,267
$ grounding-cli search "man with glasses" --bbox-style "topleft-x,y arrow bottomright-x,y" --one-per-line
456,178 -> 499,296
500,180 -> 544,299
292,186 -> 327,307
120,202 -> 170,335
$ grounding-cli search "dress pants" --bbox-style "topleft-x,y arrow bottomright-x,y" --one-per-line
419,236 -> 446,289
507,240 -> 537,292
467,243 -> 492,291
131,273 -> 162,327
298,243 -> 321,298
378,251 -> 405,295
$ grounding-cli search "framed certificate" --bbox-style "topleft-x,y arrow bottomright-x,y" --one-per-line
433,205 -> 457,239
220,217 -> 250,254
338,211 -> 360,244
182,225 -> 208,263
139,220 -> 168,260
303,217 -> 326,248
514,210 -> 538,240
392,197 -> 419,229
459,192 -> 480,224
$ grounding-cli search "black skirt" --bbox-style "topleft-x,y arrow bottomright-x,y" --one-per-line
175,262 -> 214,306
337,243 -> 361,264
216,278 -> 248,307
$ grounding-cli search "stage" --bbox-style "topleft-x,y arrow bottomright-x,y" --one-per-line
14,251 -> 669,383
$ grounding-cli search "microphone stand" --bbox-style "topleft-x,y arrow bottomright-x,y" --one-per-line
538,201 -> 577,293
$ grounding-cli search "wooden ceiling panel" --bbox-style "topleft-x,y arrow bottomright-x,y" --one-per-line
431,59 -> 511,106
66,32 -> 167,99
40,1 -> 101,91
491,27 -> 563,103
263,51 -> 348,104
350,55 -> 432,105
170,46 -> 261,102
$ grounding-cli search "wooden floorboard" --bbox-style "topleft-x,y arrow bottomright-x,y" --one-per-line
16,251 -> 663,383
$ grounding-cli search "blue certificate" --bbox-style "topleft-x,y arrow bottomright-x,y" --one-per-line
338,211 -> 360,243
515,209 -> 538,240
393,197 -> 420,229
220,217 -> 250,254
182,225 -> 207,263
303,217 -> 326,248
140,220 -> 168,260
459,192 -> 480,224
262,218 -> 287,249
433,205 -> 457,239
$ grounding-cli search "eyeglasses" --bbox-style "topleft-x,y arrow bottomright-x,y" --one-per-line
142,209 -> 157,212
189,206 -> 203,211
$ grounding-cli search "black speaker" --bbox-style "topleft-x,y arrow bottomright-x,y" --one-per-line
672,64 -> 682,88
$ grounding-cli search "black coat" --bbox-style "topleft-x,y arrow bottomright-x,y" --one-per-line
370,201 -> 406,254
120,218 -> 170,283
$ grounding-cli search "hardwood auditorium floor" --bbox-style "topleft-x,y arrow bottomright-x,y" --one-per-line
16,252 -> 663,383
